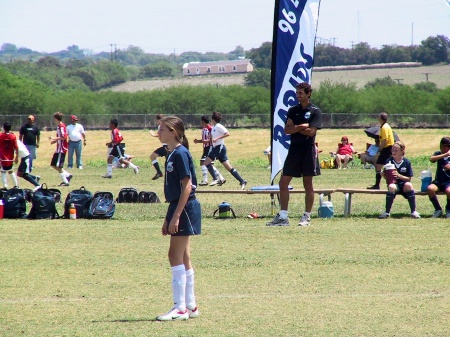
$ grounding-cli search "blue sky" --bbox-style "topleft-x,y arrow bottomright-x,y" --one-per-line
0,0 -> 448,54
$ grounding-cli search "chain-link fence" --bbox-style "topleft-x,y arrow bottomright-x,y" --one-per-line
2,113 -> 450,130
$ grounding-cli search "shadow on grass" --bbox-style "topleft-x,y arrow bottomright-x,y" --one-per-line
92,317 -> 158,323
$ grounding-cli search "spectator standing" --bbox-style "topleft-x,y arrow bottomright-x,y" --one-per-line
202,112 -> 247,190
426,137 -> 450,218
49,112 -> 72,187
368,112 -> 395,189
193,115 -> 224,186
378,141 -> 420,219
156,116 -> 201,321
0,122 -> 19,188
266,82 -> 322,227
67,115 -> 86,169
19,115 -> 40,171
102,119 -> 139,178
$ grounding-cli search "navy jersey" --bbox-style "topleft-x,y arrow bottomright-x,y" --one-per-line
286,103 -> 322,145
164,145 -> 197,202
385,157 -> 414,178
432,151 -> 450,184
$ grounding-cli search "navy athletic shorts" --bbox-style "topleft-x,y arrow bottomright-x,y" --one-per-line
165,197 -> 202,236
154,146 -> 168,157
282,142 -> 320,178
207,144 -> 228,163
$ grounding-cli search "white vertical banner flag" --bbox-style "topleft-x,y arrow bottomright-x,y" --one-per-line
270,0 -> 321,182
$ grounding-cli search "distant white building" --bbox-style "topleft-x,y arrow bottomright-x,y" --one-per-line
182,59 -> 254,76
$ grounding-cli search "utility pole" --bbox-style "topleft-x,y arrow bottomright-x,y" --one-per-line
411,22 -> 414,46
114,44 -> 117,61
393,78 -> 404,85
422,73 -> 431,82
110,44 -> 113,61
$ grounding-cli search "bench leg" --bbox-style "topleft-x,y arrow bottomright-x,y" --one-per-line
344,193 -> 352,216
319,193 -> 332,207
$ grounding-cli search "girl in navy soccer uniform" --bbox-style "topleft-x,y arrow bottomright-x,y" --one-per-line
378,141 -> 420,219
156,116 -> 201,321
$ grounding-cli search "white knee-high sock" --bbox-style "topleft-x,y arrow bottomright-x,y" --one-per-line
9,171 -> 18,187
171,265 -> 186,311
201,165 -> 207,181
107,164 -> 113,175
185,268 -> 196,309
59,172 -> 68,184
1,171 -> 8,188
214,166 -> 224,181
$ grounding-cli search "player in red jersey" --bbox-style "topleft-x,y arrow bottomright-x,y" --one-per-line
102,119 -> 139,178
0,122 -> 19,188
49,112 -> 73,186
193,115 -> 224,186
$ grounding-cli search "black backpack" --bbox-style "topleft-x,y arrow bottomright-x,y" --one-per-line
116,187 -> 139,203
28,184 -> 59,219
138,191 -> 161,203
63,186 -> 93,219
87,192 -> 115,219
3,187 -> 27,219
48,188 -> 62,203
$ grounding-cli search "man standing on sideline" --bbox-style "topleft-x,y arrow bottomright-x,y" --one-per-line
49,112 -> 72,186
19,115 -> 40,171
267,82 -> 322,227
367,112 -> 395,190
67,115 -> 86,169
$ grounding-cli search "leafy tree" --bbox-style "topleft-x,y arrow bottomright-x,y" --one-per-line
36,56 -> 61,68
413,82 -> 438,93
246,42 -> 272,69
1,43 -> 17,53
244,68 -> 270,89
364,76 -> 398,89
139,62 -> 175,78
228,46 -> 245,59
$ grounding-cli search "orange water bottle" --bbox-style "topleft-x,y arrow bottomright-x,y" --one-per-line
0,199 -> 4,219
69,203 -> 77,219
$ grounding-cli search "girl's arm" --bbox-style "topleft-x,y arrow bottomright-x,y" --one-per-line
212,132 -> 229,143
167,176 -> 192,235
430,151 -> 450,163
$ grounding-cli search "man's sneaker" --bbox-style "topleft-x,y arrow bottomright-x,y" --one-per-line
209,180 -> 219,186
102,174 -> 112,179
67,175 -> 73,183
367,185 -> 380,190
411,211 -> 421,219
36,176 -> 40,184
446,210 -> 450,219
298,213 -> 311,226
199,180 -> 208,186
152,173 -> 163,180
78,166 -> 83,170
187,307 -> 200,318
432,209 -> 443,218
58,182 -> 70,187
134,166 -> 140,174
217,179 -> 227,186
378,212 -> 390,219
266,214 -> 289,226
240,180 -> 247,190
156,307 -> 189,321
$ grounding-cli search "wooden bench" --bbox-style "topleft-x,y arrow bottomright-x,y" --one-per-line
196,188 -> 336,215
337,188 -> 443,216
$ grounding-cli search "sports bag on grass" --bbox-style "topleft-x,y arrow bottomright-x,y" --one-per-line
63,186 -> 93,219
28,184 -> 59,219
213,201 -> 236,219
48,188 -> 62,203
138,191 -> 160,203
3,187 -> 27,219
116,187 -> 139,203
87,192 -> 115,219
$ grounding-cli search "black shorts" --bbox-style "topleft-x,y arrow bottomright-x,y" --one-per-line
201,146 -> 212,162
165,198 -> 201,236
376,146 -> 393,165
431,180 -> 450,192
18,156 -> 31,174
50,153 -> 65,168
154,146 -> 168,157
109,144 -> 125,159
208,144 -> 228,163
1,163 -> 13,171
282,142 -> 320,178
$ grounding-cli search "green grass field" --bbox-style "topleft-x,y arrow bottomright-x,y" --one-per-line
1,129 -> 449,336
